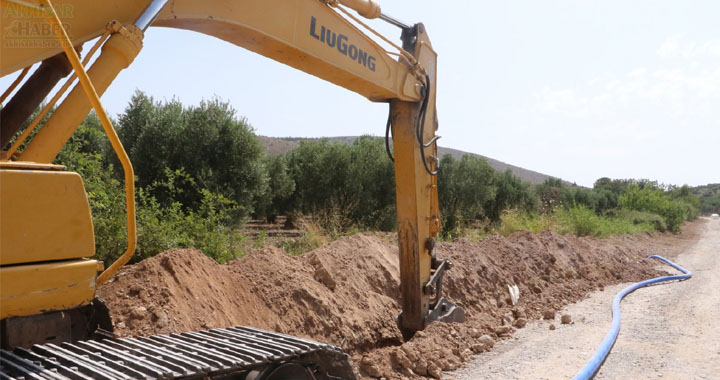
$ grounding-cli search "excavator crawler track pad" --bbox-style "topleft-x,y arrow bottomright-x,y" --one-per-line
0,326 -> 356,380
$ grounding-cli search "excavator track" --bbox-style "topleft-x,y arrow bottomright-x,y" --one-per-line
0,326 -> 356,380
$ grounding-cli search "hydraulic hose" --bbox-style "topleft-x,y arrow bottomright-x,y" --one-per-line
571,255 -> 691,380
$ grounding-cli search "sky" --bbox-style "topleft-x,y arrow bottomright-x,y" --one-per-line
2,0 -> 719,187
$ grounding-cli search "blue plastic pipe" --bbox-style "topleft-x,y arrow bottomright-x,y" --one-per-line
571,255 -> 692,380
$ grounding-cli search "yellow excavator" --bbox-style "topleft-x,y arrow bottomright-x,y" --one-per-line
0,0 -> 464,378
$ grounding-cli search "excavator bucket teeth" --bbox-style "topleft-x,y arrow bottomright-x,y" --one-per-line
0,326 -> 356,380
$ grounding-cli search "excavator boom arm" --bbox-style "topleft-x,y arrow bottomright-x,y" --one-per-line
0,0 -> 463,374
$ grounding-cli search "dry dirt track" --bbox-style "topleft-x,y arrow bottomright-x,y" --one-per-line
450,217 -> 720,380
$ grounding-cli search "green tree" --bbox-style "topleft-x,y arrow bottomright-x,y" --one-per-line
115,91 -> 267,218
255,154 -> 295,222
438,154 -> 496,233
486,169 -> 537,223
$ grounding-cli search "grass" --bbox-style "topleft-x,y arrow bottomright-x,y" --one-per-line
275,216 -> 362,255
263,205 -> 661,257
276,219 -> 331,255
496,205 -> 656,238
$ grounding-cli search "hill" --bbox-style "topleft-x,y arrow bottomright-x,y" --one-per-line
258,135 -> 557,185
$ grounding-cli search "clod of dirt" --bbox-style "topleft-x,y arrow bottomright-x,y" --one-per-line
495,326 -> 512,336
543,309 -> 556,320
514,317 -> 528,328
501,312 -> 514,326
359,356 -> 383,378
479,335 -> 495,348
129,306 -> 146,320
549,324 -> 557,330
428,363 -> 442,379
561,314 -> 572,324
512,306 -> 527,319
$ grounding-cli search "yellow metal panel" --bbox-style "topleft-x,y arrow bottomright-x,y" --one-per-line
0,168 -> 95,265
0,0 -> 147,76
18,24 -> 143,163
1,0 -> 420,102
0,259 -> 98,319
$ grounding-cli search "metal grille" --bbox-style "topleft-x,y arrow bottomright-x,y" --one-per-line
0,326 -> 349,380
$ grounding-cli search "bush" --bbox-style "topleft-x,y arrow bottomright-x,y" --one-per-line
619,183 -> 699,233
56,117 -> 246,266
115,91 -> 268,218
615,210 -> 667,232
557,204 -> 601,237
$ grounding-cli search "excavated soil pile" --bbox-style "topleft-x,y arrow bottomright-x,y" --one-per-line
99,229 -> 691,379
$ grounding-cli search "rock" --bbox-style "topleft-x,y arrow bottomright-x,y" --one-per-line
129,306 -> 147,320
513,317 -> 528,328
470,328 -> 482,338
400,367 -> 415,377
401,346 -> 419,362
561,314 -> 572,324
502,313 -> 514,326
479,335 -> 495,348
154,311 -> 170,328
495,325 -> 511,336
460,349 -> 473,362
512,306 -> 527,319
391,348 -> 413,370
359,356 -> 383,378
128,284 -> 143,296
471,343 -> 486,353
549,324 -> 556,330
414,358 -> 428,376
437,350 -> 456,370
428,363 -> 442,379
542,309 -> 556,320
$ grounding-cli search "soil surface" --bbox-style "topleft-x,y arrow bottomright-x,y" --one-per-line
98,221 -> 703,379
450,217 -> 718,380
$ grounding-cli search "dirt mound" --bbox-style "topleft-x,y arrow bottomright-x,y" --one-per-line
98,226 -> 697,379
100,235 -> 403,351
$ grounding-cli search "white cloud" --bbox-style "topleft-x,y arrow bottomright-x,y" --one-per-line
533,37 -> 720,119
522,36 -> 720,186
658,35 -> 720,59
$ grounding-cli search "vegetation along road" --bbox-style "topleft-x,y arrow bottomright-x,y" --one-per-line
451,217 -> 720,380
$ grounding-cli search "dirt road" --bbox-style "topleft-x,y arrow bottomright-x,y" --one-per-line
450,217 -> 720,380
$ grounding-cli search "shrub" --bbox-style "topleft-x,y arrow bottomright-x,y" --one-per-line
557,204 -> 601,237
619,183 -> 699,233
115,91 -> 268,218
56,119 -> 246,265
615,210 -> 667,232
496,209 -> 558,236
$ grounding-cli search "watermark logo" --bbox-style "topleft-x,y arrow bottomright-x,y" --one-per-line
3,4 -> 74,48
